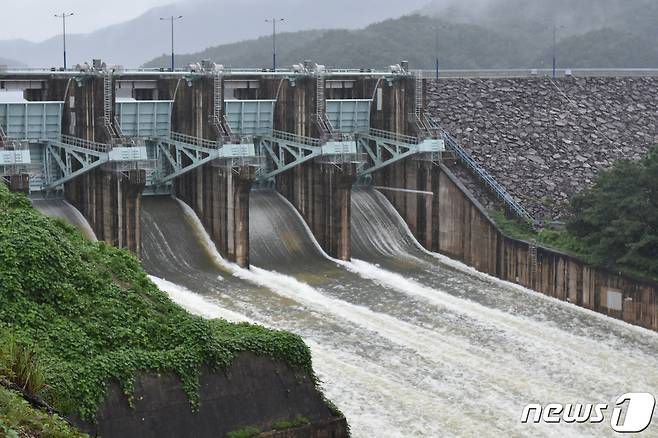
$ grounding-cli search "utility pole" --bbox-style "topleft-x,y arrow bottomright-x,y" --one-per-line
435,25 -> 440,79
160,15 -> 183,71
552,24 -> 565,79
54,13 -> 74,70
265,18 -> 285,71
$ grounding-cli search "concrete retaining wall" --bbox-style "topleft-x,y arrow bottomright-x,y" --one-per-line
75,353 -> 346,438
375,158 -> 658,331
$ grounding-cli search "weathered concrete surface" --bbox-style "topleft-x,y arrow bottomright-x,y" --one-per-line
174,165 -> 255,267
428,77 -> 658,220
75,353 -> 346,438
65,169 -> 146,254
258,418 -> 348,438
169,75 -> 256,267
376,158 -> 658,331
273,77 -> 356,260
6,174 -> 30,193
277,162 -> 355,261
60,76 -> 146,254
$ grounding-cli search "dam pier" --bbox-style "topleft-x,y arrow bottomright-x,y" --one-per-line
2,62 -> 658,436
1,61 -> 655,331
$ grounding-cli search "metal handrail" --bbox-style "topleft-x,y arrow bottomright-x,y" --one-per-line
441,128 -> 535,225
271,130 -> 321,147
59,135 -> 110,152
364,128 -> 420,145
169,132 -> 219,149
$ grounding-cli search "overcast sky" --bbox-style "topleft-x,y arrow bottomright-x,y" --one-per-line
0,0 -> 174,42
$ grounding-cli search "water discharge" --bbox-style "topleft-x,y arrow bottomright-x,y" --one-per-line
32,198 -> 97,241
137,190 -> 658,438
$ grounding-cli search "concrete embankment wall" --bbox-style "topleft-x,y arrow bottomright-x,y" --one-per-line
427,77 -> 658,221
76,353 -> 347,438
168,76 -> 255,267
375,158 -> 658,331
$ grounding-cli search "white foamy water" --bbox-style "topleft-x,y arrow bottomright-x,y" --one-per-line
132,195 -> 658,438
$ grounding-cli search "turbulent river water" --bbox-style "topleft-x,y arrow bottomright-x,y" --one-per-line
44,190 -> 658,437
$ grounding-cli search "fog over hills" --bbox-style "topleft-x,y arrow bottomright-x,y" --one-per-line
0,0 -> 429,67
2,0 -> 658,69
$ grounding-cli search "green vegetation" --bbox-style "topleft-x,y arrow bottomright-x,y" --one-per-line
226,416 -> 311,438
272,415 -> 310,431
568,147 -> 658,279
490,148 -> 658,281
0,333 -> 46,396
0,386 -> 86,438
0,184 -> 327,424
226,426 -> 260,438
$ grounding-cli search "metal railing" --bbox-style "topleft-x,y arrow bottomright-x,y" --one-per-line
441,128 -> 535,225
59,135 -> 110,152
419,68 -> 658,80
168,132 -> 219,149
363,128 -> 420,145
271,130 -> 321,147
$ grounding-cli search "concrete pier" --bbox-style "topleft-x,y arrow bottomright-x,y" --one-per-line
272,76 -> 363,260
59,74 -> 147,254
167,74 -> 258,267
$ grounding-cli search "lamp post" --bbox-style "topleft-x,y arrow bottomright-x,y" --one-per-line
54,12 -> 74,70
435,25 -> 440,79
265,18 -> 285,71
552,24 -> 565,79
160,15 -> 183,71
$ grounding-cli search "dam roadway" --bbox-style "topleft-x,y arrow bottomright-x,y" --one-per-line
130,190 -> 657,438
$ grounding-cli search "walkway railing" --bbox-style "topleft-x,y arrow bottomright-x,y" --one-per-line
365,128 -> 420,145
169,132 -> 218,149
272,130 -> 321,147
441,128 -> 536,225
59,135 -> 109,153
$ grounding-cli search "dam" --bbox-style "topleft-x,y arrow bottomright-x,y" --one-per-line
2,62 -> 658,437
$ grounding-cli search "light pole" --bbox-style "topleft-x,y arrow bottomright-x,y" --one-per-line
552,24 -> 565,79
54,12 -> 74,70
160,15 -> 183,71
435,25 -> 440,79
265,18 -> 285,71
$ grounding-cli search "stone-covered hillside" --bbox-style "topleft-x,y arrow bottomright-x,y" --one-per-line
428,77 -> 658,221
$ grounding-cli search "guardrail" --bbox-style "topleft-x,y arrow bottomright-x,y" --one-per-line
419,68 -> 658,79
441,129 -> 536,225
364,128 -> 420,145
59,135 -> 109,152
272,130 -> 321,147
169,132 -> 218,149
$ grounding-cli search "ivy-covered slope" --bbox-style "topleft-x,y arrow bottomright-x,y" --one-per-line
0,184 -> 320,423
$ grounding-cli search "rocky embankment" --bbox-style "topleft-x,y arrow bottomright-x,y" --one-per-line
428,77 -> 658,221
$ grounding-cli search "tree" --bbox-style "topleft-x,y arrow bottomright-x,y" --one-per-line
567,147 -> 658,277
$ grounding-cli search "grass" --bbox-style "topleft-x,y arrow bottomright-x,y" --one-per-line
272,415 -> 310,430
226,426 -> 260,438
0,386 -> 86,438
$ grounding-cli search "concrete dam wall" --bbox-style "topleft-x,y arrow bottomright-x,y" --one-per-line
374,158 -> 658,331
428,77 -> 658,220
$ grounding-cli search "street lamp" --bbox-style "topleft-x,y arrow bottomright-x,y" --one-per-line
160,15 -> 183,72
265,18 -> 285,72
434,25 -> 440,79
552,24 -> 566,79
54,12 -> 74,70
